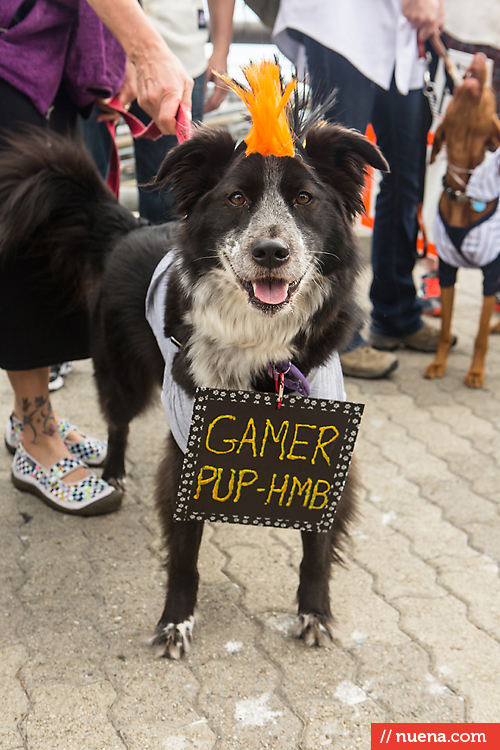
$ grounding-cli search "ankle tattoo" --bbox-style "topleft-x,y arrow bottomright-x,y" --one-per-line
21,395 -> 56,442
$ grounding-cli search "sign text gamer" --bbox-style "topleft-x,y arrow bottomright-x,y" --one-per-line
175,391 -> 363,533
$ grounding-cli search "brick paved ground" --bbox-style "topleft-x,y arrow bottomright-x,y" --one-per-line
1,264 -> 500,749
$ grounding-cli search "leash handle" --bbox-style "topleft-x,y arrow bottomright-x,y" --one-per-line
429,32 -> 463,88
104,100 -> 193,197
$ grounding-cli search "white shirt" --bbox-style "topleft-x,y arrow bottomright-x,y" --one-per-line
434,148 -> 500,269
444,0 -> 500,50
272,0 -> 426,94
142,0 -> 209,79
146,252 -> 347,453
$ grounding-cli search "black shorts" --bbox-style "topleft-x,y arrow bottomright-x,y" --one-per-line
439,253 -> 500,297
0,78 -> 90,370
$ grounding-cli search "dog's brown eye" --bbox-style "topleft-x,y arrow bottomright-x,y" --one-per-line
228,192 -> 246,206
296,191 -> 312,205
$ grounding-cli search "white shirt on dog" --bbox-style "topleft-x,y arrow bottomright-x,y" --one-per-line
434,147 -> 500,270
145,252 -> 346,453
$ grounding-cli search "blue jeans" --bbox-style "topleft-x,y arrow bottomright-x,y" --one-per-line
82,72 -> 205,224
132,72 -> 205,223
303,38 -> 426,339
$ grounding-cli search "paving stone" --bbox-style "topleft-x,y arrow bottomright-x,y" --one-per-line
353,503 -> 443,600
22,682 -> 124,750
217,529 -> 299,614
416,476 -> 498,526
428,403 -> 499,448
433,552 -> 500,639
109,662 -> 216,750
262,627 -> 386,749
353,642 -> 464,722
2,263 -> 500,749
90,557 -> 166,632
84,510 -> 154,562
329,562 -> 408,648
467,521 -> 500,560
0,644 -> 30,748
17,596 -> 109,689
399,595 -> 500,721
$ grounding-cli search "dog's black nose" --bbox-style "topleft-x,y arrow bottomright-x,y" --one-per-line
251,238 -> 290,269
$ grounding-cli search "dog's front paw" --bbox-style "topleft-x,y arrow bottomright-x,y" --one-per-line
290,613 -> 336,647
490,321 -> 500,334
464,369 -> 484,388
424,361 -> 446,379
148,615 -> 195,659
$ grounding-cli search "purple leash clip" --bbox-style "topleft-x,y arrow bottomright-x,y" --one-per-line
267,361 -> 311,408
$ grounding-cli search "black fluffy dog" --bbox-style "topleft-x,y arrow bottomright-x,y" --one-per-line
0,118 -> 386,657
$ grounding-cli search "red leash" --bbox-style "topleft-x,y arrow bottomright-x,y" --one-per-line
104,99 -> 192,197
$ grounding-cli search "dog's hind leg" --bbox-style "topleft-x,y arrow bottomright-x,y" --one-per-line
465,294 -> 496,388
94,372 -> 136,492
150,439 -> 205,659
93,334 -> 164,491
424,285 -> 455,380
292,470 -> 357,647
102,424 -> 130,491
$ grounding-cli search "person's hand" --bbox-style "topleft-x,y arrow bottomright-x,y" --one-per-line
133,40 -> 194,134
96,58 -> 138,123
84,0 -> 194,135
402,0 -> 444,43
204,50 -> 230,113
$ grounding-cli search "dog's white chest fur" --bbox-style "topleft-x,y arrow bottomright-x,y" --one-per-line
187,268 -> 327,390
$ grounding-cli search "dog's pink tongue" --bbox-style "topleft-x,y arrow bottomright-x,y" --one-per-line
253,280 -> 288,305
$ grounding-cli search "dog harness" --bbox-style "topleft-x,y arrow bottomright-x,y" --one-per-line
434,146 -> 500,295
145,252 -> 347,453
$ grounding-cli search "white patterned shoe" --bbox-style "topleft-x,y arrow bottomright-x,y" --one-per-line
57,419 -> 107,467
5,413 -> 107,467
11,443 -> 121,516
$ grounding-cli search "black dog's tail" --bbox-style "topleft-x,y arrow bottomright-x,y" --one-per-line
0,128 -> 142,298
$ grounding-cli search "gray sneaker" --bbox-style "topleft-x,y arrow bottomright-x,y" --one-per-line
368,321 -> 457,353
339,344 -> 398,379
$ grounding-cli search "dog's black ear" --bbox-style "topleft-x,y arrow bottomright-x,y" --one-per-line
155,126 -> 238,215
303,124 -> 389,219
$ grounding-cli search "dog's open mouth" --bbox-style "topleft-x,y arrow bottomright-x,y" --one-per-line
239,277 -> 301,310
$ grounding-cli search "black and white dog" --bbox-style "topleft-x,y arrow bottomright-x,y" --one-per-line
0,117 -> 386,657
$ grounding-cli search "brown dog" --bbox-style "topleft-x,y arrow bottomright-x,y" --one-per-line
424,53 -> 500,387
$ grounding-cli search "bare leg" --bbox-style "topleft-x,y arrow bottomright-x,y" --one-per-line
8,368 -> 89,482
464,295 -> 496,388
424,285 -> 455,379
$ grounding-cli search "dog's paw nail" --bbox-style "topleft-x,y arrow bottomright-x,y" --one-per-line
149,616 -> 195,659
106,477 -> 126,493
291,613 -> 336,647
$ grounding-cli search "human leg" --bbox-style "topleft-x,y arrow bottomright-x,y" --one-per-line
302,36 -> 376,132
0,80 -> 117,511
7,369 -> 119,514
133,72 -> 206,223
368,81 -> 427,339
301,40 -> 398,377
8,369 -> 88,481
81,110 -> 113,180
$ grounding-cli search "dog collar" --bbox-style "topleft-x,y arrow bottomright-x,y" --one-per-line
268,361 -> 311,397
442,177 -> 487,212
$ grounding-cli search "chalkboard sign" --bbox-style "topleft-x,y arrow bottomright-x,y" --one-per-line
175,389 -> 364,533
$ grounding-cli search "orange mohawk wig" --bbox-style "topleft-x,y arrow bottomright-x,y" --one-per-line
218,61 -> 296,157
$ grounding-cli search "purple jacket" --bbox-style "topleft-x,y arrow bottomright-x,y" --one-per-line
0,0 -> 126,116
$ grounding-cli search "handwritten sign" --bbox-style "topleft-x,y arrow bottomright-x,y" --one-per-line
175,389 -> 364,533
